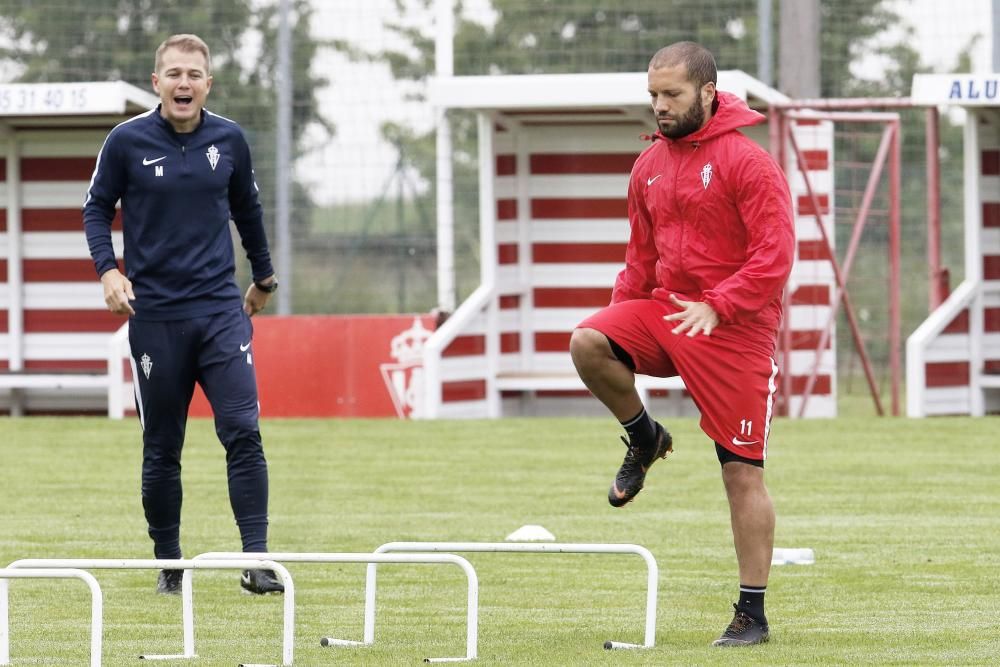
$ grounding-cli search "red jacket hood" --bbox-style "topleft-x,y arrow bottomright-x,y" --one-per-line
653,90 -> 766,144
615,87 -> 794,330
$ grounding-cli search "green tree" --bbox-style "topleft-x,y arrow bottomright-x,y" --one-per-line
371,0 -> 963,413
0,0 -> 333,308
360,0 -> 913,309
819,0 -> 904,97
378,1 -> 900,89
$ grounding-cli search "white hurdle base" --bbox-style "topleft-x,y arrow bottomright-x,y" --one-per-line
196,552 -> 479,663
0,568 -> 103,667
4,558 -> 293,666
367,542 -> 659,651
319,638 -> 366,647
423,658 -> 473,663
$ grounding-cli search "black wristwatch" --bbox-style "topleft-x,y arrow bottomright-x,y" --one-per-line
254,277 -> 278,293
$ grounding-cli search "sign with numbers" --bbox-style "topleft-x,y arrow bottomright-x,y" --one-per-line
0,82 -> 155,116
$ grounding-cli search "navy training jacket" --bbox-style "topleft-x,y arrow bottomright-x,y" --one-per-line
83,105 -> 274,321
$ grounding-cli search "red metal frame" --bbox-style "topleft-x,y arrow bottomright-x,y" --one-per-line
925,107 -> 946,310
889,115 -> 902,416
770,102 -> 925,417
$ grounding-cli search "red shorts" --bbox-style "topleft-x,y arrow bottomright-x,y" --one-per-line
578,298 -> 780,461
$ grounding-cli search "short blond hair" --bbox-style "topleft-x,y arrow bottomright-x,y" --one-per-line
154,34 -> 211,74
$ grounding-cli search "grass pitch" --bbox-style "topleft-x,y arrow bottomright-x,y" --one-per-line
1,415 -> 998,665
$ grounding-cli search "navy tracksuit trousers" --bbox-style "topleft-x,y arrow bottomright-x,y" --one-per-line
129,307 -> 269,559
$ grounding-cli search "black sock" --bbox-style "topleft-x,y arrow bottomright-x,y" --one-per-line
620,407 -> 656,445
153,540 -> 182,561
737,584 -> 767,624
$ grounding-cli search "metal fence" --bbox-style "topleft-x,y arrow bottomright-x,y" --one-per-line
0,0 -> 992,396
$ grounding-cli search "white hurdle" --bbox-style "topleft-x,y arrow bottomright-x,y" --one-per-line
4,558 -> 293,666
195,552 -> 478,663
0,568 -> 102,667
365,542 -> 659,650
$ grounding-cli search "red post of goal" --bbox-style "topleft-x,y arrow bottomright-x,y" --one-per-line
771,101 -> 921,417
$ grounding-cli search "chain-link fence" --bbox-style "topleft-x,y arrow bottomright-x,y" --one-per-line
0,0 -> 991,336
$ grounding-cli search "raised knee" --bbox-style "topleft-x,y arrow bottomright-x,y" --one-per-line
569,327 -> 607,363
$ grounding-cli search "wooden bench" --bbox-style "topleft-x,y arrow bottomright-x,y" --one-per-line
494,372 -> 686,413
980,370 -> 1000,388
0,371 -> 111,391
0,371 -> 113,417
494,371 -> 684,393
0,325 -> 129,417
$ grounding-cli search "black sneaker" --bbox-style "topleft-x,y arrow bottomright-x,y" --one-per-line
712,604 -> 770,646
240,568 -> 284,595
608,421 -> 672,507
156,569 -> 183,595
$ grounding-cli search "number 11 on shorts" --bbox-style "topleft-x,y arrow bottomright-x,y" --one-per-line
739,419 -> 752,436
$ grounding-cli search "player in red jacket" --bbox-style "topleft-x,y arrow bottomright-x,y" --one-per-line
570,41 -> 795,647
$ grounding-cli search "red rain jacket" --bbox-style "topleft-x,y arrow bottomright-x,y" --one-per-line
612,90 -> 795,333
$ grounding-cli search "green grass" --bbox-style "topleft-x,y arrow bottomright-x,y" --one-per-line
1,416 -> 999,665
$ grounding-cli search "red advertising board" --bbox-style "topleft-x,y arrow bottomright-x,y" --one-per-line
188,314 -> 434,418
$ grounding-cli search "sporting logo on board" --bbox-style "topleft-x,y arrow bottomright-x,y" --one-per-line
380,317 -> 433,418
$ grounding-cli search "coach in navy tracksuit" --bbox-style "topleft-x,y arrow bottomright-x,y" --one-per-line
83,34 -> 282,595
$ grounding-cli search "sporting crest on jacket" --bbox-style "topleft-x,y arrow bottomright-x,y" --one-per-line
701,162 -> 713,189
206,145 -> 220,171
